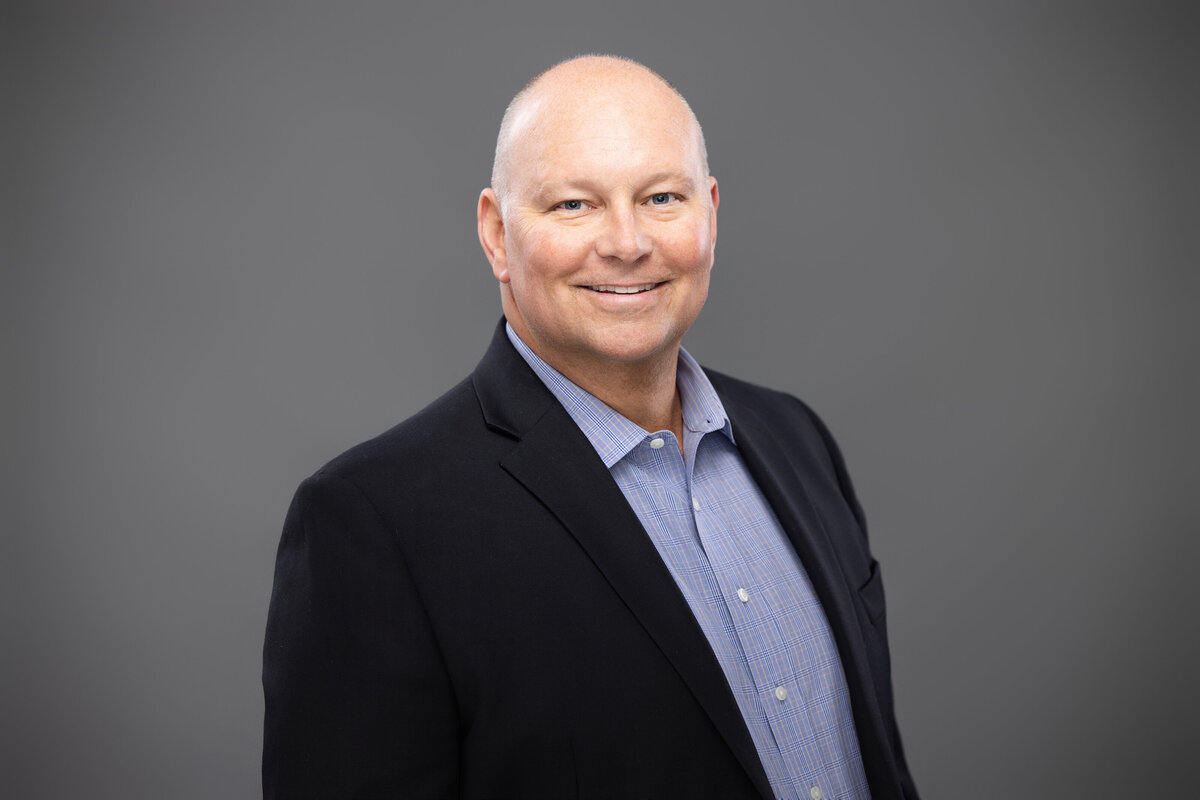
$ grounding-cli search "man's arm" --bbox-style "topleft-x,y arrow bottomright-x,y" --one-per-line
263,470 -> 459,799
799,398 -> 921,799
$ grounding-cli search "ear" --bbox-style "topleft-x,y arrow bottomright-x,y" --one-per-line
707,175 -> 719,251
477,188 -> 509,283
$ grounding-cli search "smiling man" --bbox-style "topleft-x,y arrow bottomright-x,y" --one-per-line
264,56 -> 919,800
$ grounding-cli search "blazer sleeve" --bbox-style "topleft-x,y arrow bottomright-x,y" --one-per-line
262,470 -> 460,799
801,399 -> 921,800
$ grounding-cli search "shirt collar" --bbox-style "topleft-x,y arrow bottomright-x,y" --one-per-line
506,322 -> 734,469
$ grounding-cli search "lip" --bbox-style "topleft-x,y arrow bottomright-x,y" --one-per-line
579,281 -> 666,295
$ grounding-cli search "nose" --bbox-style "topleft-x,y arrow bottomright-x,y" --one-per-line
594,205 -> 651,263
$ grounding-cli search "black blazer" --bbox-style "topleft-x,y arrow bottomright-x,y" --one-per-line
264,321 -> 918,799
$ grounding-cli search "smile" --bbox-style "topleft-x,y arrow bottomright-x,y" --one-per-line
586,283 -> 662,294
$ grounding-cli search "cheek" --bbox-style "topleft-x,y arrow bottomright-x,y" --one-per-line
663,225 -> 715,271
511,228 -> 590,282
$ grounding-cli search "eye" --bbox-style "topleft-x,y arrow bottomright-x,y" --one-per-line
556,200 -> 586,211
647,192 -> 676,205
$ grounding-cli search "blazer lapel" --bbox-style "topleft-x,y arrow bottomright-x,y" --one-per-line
720,393 -> 900,796
471,322 -> 775,800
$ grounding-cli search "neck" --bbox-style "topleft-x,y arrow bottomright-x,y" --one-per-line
567,354 -> 684,441
520,336 -> 684,439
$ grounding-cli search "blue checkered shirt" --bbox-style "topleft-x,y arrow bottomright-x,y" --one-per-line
507,325 -> 871,800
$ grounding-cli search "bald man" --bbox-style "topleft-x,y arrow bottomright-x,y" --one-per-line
264,56 -> 918,800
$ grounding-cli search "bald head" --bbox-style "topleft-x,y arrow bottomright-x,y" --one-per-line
490,55 -> 709,211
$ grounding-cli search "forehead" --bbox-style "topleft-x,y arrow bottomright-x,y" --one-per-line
509,79 -> 703,188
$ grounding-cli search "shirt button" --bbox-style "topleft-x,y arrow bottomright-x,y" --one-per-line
649,437 -> 665,449
810,787 -> 823,800
692,497 -> 700,511
737,587 -> 749,603
774,686 -> 787,701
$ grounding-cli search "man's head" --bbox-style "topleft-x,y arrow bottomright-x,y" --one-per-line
477,55 -> 718,383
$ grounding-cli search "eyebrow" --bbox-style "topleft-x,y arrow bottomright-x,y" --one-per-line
532,172 -> 699,200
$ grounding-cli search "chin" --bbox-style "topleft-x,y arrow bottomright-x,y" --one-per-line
585,327 -> 681,366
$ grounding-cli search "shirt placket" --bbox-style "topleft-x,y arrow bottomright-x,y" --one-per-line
689,436 -> 836,800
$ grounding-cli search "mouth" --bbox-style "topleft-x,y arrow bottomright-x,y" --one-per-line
584,282 -> 664,295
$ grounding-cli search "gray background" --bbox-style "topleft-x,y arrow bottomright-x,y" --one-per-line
5,1 -> 1196,798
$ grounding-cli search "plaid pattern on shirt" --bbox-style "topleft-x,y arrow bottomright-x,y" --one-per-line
506,325 -> 871,800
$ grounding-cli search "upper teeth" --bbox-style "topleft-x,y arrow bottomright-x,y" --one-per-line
590,284 -> 657,294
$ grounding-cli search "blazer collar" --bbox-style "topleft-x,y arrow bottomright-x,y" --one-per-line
470,320 -> 776,799
471,319 -> 562,439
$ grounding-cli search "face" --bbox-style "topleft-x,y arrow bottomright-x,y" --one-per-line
478,73 -> 718,382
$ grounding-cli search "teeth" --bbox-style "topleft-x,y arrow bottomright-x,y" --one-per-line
589,283 -> 658,294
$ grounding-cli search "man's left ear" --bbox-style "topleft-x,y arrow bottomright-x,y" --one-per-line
708,176 -> 719,250
477,188 -> 509,282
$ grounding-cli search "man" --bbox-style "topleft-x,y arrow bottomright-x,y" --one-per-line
264,55 -> 918,799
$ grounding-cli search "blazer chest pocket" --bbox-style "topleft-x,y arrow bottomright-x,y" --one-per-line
858,559 -> 886,625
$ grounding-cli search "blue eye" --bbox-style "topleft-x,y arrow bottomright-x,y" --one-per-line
558,200 -> 584,211
648,193 -> 675,205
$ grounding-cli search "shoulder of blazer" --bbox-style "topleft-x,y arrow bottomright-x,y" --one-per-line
308,376 -> 478,485
700,367 -> 837,472
302,319 -> 561,502
702,366 -> 869,535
